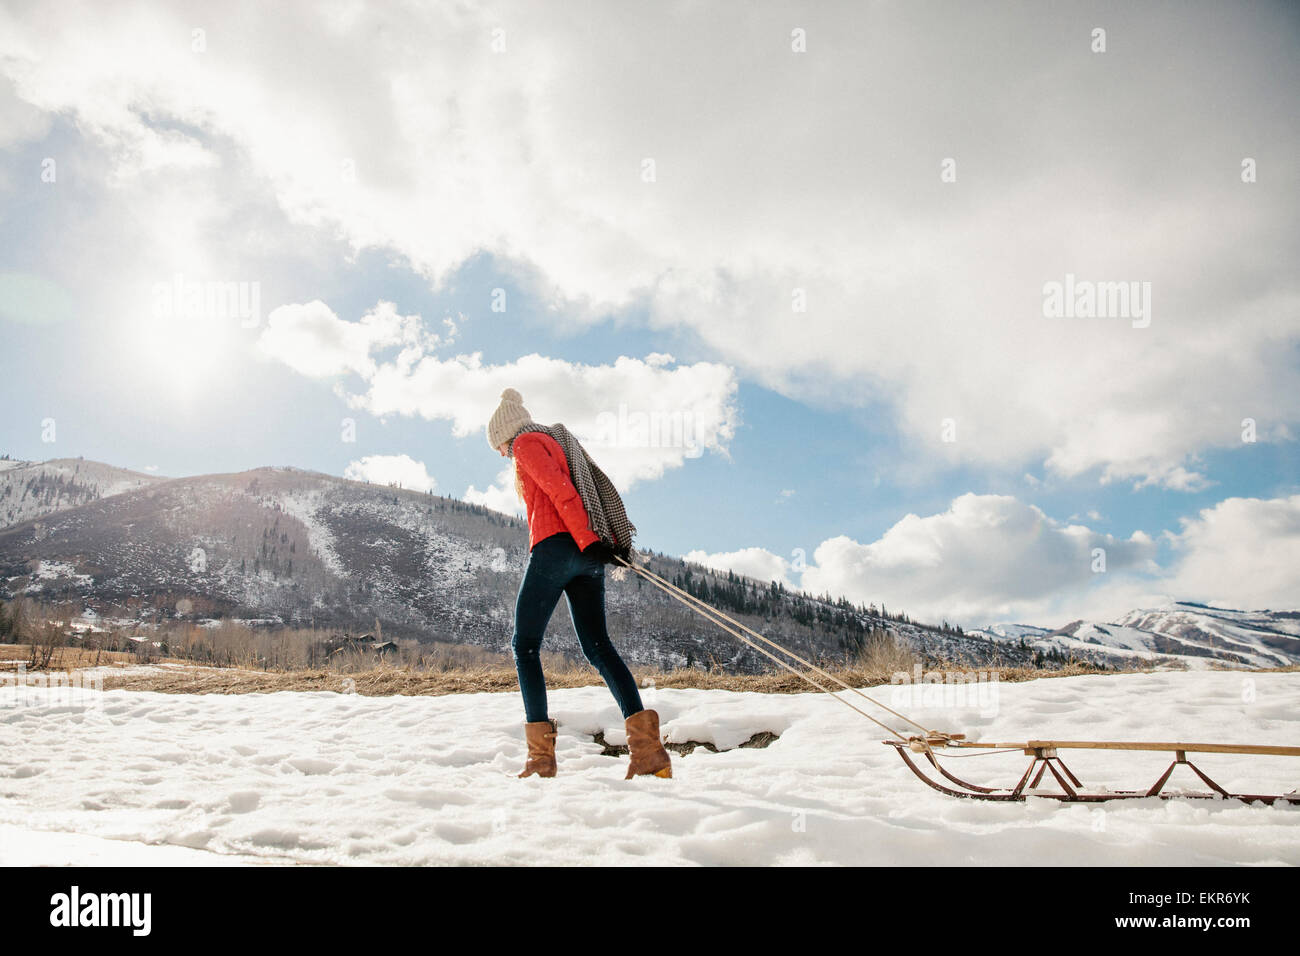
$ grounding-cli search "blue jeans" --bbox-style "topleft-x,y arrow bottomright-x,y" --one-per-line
511,532 -> 644,723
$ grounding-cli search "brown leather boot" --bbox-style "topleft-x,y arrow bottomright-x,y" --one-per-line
519,719 -> 557,778
624,709 -> 672,779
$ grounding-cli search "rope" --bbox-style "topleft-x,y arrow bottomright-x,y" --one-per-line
610,557 -> 1297,783
615,553 -> 935,741
931,748 -> 1021,758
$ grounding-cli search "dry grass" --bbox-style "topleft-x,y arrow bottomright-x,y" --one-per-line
0,642 -> 192,671
70,662 -> 945,697
4,640 -> 1294,699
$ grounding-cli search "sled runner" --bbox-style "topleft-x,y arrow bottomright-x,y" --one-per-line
614,553 -> 1300,805
885,735 -> 1300,804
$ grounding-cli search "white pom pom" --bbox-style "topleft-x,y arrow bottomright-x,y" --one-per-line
501,387 -> 522,403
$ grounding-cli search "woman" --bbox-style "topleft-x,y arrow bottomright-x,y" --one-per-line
487,388 -> 672,780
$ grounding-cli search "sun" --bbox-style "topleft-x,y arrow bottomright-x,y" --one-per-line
125,273 -> 259,401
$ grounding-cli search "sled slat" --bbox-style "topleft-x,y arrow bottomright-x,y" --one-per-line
951,740 -> 1300,757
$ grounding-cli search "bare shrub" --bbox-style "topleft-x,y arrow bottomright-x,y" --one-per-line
23,602 -> 69,670
851,628 -> 919,679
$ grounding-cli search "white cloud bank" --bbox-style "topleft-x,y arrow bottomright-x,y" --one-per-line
688,493 -> 1300,628
3,2 -> 1297,489
343,453 -> 437,493
257,301 -> 438,380
801,495 -> 1160,626
464,464 -> 526,519
683,547 -> 796,590
1167,495 -> 1300,612
257,299 -> 739,490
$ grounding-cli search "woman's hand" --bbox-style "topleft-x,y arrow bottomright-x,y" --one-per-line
581,540 -> 614,564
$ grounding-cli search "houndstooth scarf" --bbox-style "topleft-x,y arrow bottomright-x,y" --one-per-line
510,422 -> 637,561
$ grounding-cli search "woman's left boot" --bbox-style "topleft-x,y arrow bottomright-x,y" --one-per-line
624,709 -> 672,779
519,719 -> 558,778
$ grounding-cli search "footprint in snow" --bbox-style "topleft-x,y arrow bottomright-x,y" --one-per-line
434,820 -> 492,844
382,787 -> 472,809
226,791 -> 261,813
284,757 -> 337,775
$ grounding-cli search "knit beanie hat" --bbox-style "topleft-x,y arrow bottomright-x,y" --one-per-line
487,387 -> 533,451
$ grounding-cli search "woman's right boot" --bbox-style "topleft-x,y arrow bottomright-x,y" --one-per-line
624,709 -> 672,779
519,718 -> 558,778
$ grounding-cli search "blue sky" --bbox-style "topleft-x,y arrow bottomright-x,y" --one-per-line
2,1 -> 1298,627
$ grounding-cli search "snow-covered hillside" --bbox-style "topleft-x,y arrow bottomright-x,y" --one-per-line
976,623 -> 1054,642
1115,605 -> 1300,664
973,603 -> 1300,669
0,463 -> 1028,672
1,670 -> 1297,865
0,458 -> 165,529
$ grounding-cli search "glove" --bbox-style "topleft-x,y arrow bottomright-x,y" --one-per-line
582,540 -> 618,565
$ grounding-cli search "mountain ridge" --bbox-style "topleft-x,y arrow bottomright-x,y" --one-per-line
0,458 -> 1024,673
7,456 -> 1292,671
973,602 -> 1300,669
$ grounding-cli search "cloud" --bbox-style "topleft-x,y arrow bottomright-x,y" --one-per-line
694,492 -> 1300,628
799,494 -> 1159,626
0,75 -> 50,150
357,350 -> 740,488
257,300 -> 434,379
464,464 -> 525,519
3,2 -> 1296,488
343,453 -> 436,492
258,299 -> 740,489
1165,495 -> 1300,611
682,547 -> 795,589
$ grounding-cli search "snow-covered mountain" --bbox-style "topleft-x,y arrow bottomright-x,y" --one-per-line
7,458 -> 1293,673
0,459 -> 1027,672
973,603 -> 1300,669
974,622 -> 1053,643
0,456 -> 165,529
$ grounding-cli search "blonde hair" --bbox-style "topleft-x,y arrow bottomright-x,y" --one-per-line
513,457 -> 526,502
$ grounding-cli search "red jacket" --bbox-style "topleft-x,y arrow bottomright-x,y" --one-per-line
512,432 -> 600,552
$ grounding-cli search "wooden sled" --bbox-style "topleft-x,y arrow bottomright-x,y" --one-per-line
886,736 -> 1300,804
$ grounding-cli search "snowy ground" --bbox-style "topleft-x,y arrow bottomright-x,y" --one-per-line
1,670 -> 1298,866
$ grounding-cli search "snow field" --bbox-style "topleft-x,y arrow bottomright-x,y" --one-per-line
0,670 -> 1297,865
